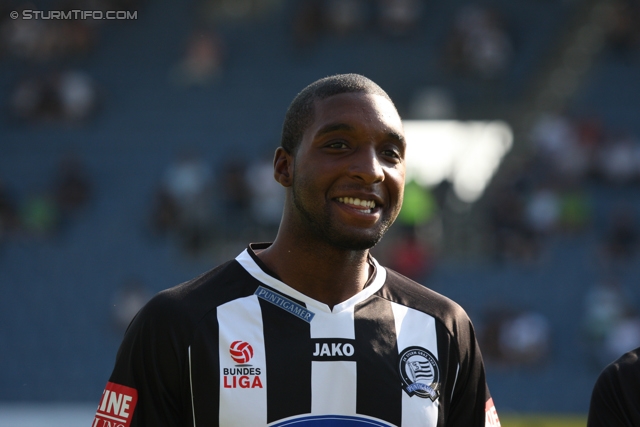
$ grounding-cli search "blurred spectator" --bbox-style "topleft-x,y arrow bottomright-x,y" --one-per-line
58,70 -> 99,121
499,311 -> 550,366
162,153 -> 216,254
387,228 -> 433,281
290,0 -> 324,51
149,186 -> 180,236
324,0 -> 367,37
524,186 -> 560,238
444,5 -> 513,79
245,155 -> 284,237
53,153 -> 92,217
488,185 -> 539,263
482,308 -> 551,367
376,0 -> 423,38
408,87 -> 456,120
201,0 -> 282,23
530,113 -> 588,183
1,9 -> 51,61
575,115 -> 604,152
531,113 -> 577,160
603,313 -> 640,363
584,277 -> 629,347
602,205 -> 639,262
603,0 -> 640,59
396,180 -> 438,230
596,132 -> 639,185
10,74 -> 51,121
574,115 -> 605,179
219,159 -> 252,235
20,192 -> 60,237
0,4 -> 96,61
164,153 -> 213,208
111,277 -> 152,332
582,276 -> 640,369
171,29 -> 226,86
557,182 -> 591,233
10,70 -> 99,124
0,179 -> 20,238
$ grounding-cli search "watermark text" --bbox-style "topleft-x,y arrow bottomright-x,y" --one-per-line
11,10 -> 138,20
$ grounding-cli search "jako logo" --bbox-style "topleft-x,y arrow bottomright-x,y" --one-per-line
229,340 -> 253,364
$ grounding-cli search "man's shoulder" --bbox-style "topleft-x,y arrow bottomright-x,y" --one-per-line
589,346 -> 640,425
138,257 -> 256,325
598,346 -> 640,386
380,267 -> 466,314
378,267 -> 471,333
614,346 -> 640,370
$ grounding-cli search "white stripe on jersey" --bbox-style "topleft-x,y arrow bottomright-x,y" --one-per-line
311,361 -> 357,415
188,346 -> 196,427
310,306 -> 357,415
390,302 -> 439,427
218,295 -> 267,426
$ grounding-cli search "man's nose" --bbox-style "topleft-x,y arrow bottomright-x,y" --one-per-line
348,147 -> 384,184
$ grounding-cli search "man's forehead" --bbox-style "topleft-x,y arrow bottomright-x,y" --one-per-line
310,92 -> 403,133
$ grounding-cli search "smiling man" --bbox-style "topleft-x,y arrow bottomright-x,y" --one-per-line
94,74 -> 500,427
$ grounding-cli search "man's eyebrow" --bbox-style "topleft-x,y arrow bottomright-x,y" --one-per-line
315,123 -> 355,137
315,123 -> 405,144
387,131 -> 405,145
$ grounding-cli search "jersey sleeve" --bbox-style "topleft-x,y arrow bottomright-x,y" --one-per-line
93,291 -> 193,427
587,347 -> 640,427
443,307 -> 500,427
380,268 -> 501,427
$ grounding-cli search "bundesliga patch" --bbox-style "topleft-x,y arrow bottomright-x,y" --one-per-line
398,346 -> 441,401
93,382 -> 138,427
223,340 -> 264,389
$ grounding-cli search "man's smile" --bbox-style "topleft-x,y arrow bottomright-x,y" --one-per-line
336,197 -> 379,215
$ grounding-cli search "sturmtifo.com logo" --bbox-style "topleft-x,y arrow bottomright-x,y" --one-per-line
10,9 -> 137,20
399,346 -> 441,401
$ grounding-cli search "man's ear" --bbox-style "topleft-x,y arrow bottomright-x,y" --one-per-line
273,147 -> 294,187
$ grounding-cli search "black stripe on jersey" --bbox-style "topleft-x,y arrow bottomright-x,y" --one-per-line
311,338 -> 357,361
190,320 -> 220,426
354,296 -> 402,426
182,260 -> 255,427
260,292 -> 312,423
435,320 -> 454,427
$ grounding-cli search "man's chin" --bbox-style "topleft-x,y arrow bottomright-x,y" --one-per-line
327,229 -> 385,251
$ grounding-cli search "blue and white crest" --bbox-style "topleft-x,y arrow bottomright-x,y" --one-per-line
398,346 -> 440,401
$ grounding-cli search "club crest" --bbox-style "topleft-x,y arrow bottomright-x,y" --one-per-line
399,346 -> 440,401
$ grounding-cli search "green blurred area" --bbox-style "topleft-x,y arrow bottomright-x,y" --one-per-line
500,414 -> 586,427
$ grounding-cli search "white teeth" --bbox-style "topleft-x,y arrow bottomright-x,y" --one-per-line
338,197 -> 375,209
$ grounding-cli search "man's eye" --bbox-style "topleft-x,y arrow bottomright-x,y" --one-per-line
327,141 -> 348,149
383,149 -> 401,159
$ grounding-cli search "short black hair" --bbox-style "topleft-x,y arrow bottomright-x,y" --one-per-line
280,74 -> 395,154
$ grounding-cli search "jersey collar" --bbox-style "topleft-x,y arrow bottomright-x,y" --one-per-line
235,244 -> 387,314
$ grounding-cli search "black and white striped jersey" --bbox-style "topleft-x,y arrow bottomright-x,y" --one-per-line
94,244 -> 500,427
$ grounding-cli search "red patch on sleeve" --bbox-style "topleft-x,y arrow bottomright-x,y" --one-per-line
485,397 -> 501,427
93,382 -> 138,427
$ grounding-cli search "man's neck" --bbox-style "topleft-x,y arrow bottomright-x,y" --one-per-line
255,237 -> 373,310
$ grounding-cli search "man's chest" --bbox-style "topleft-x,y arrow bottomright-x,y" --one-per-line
188,292 -> 447,427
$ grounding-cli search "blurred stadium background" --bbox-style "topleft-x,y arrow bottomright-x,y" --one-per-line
2,0 -> 640,425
